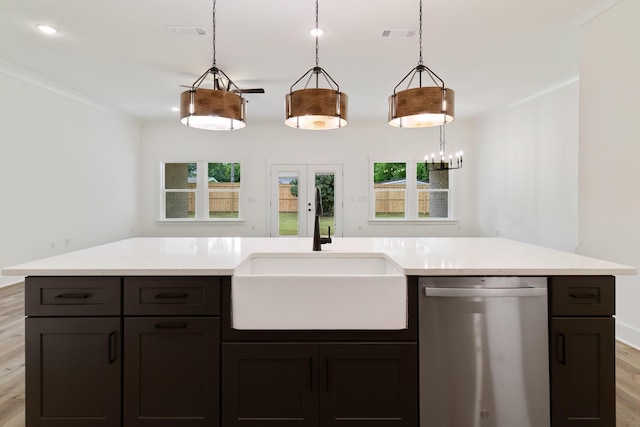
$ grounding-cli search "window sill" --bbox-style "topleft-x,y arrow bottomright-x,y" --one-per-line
368,218 -> 458,225
157,219 -> 245,223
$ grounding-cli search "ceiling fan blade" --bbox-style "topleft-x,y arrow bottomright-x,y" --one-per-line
233,88 -> 265,94
179,85 -> 265,94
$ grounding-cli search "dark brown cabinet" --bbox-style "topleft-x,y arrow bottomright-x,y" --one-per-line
25,277 -> 122,427
222,343 -> 318,426
24,274 -> 619,427
222,342 -> 417,427
123,277 -> 221,427
124,317 -> 220,426
549,276 -> 616,427
25,317 -> 122,427
25,276 -> 223,427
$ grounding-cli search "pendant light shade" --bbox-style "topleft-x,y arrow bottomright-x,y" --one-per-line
284,0 -> 347,130
389,86 -> 454,128
180,87 -> 246,131
179,0 -> 246,131
388,0 -> 454,128
285,87 -> 348,130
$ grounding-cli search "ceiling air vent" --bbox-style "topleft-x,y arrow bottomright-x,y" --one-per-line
167,26 -> 207,36
381,29 -> 416,38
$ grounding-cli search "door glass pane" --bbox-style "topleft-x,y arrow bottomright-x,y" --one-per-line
279,174 -> 299,236
208,162 -> 240,219
373,162 -> 406,218
315,173 -> 335,235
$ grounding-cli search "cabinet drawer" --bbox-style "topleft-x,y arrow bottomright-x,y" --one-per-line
25,277 -> 121,316
550,276 -> 615,316
124,277 -> 220,315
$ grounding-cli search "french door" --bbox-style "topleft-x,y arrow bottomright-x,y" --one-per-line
269,164 -> 342,237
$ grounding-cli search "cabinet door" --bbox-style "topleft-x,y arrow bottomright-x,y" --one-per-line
320,343 -> 418,427
25,317 -> 121,427
222,343 -> 319,427
550,317 -> 615,427
124,317 -> 220,427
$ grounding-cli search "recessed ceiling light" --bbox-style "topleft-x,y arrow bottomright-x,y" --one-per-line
309,28 -> 324,37
36,24 -> 59,35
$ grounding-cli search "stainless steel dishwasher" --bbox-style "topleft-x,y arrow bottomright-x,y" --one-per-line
419,277 -> 550,427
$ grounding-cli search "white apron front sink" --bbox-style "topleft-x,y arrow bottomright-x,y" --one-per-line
231,252 -> 407,330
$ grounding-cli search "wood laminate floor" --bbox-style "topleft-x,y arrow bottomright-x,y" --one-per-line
0,281 -> 639,426
0,282 -> 26,427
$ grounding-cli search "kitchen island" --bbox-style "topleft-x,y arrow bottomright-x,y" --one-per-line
3,237 -> 636,427
3,236 -> 635,277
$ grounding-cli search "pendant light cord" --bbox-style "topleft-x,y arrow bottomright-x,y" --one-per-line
212,0 -> 217,67
418,0 -> 423,66
315,0 -> 320,68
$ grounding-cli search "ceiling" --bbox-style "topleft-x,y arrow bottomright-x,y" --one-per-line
0,0 -> 617,125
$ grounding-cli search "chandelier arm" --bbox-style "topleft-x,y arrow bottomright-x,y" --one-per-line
393,64 -> 447,94
305,71 -> 316,89
191,67 -> 214,89
393,68 -> 418,94
318,68 -> 339,92
215,68 -> 242,92
422,65 -> 446,88
289,68 -> 316,92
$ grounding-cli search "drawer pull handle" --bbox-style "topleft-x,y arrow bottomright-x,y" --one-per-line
154,292 -> 189,299
108,332 -> 117,364
55,293 -> 92,299
325,358 -> 330,391
569,293 -> 598,299
154,322 -> 188,329
557,333 -> 566,365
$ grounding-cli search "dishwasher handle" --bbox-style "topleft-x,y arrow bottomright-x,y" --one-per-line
424,287 -> 547,298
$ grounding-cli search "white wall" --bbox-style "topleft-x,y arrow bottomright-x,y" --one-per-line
0,62 -> 141,286
471,81 -> 579,253
140,119 -> 478,238
579,0 -> 640,348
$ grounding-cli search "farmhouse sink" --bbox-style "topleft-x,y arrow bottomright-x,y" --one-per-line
231,252 -> 407,330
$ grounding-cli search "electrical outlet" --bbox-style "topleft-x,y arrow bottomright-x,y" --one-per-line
65,238 -> 70,247
50,241 -> 55,249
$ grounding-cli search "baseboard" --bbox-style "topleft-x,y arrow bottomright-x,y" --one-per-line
616,320 -> 640,350
0,275 -> 24,288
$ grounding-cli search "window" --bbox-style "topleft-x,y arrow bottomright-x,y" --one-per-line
161,161 -> 242,221
373,162 -> 406,219
208,162 -> 241,219
417,162 -> 450,218
371,161 -> 452,220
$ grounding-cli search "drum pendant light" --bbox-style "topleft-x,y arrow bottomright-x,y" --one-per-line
285,0 -> 348,130
180,0 -> 246,131
389,0 -> 454,128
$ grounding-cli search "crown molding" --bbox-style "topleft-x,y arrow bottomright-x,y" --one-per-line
568,0 -> 622,28
0,59 -> 137,124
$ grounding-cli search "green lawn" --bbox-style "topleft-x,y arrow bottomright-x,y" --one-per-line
279,212 -> 334,236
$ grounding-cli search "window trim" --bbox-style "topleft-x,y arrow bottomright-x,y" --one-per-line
159,160 -> 245,222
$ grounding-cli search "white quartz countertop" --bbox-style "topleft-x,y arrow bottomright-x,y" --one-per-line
2,237 -> 636,277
